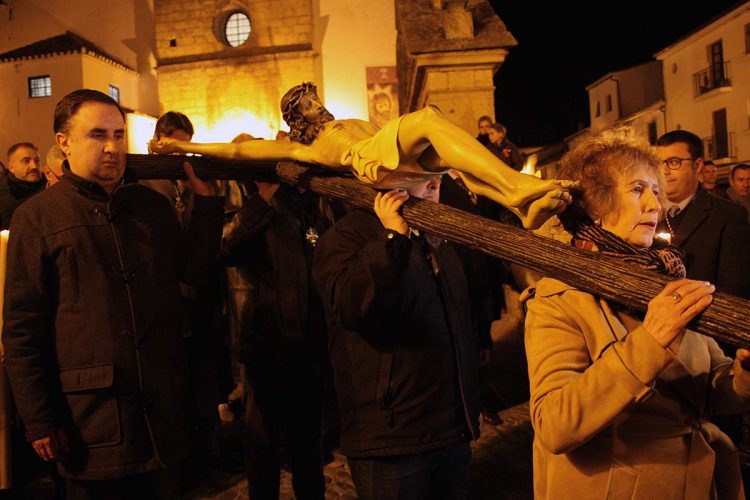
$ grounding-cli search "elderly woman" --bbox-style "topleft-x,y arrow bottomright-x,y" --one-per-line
523,133 -> 750,499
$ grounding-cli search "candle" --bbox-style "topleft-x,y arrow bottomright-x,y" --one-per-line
0,230 -> 12,489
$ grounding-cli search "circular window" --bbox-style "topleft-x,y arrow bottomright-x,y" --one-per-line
224,12 -> 251,47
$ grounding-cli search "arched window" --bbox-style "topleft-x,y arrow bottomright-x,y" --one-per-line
224,11 -> 251,47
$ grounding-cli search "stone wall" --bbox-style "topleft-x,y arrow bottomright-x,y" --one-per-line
157,52 -> 315,139
154,0 -> 313,59
396,0 -> 515,133
153,0 -> 316,139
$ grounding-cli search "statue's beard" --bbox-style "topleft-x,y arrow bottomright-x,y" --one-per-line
289,109 -> 336,145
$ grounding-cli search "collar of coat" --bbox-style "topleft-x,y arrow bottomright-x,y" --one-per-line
61,160 -> 137,201
520,277 -> 576,303
3,171 -> 46,199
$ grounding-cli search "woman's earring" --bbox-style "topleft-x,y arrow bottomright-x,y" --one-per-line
593,219 -> 602,227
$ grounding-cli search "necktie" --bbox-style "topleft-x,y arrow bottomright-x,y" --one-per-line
668,205 -> 680,218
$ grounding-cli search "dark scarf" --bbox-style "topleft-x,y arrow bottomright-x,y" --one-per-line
572,220 -> 686,279
7,172 -> 46,199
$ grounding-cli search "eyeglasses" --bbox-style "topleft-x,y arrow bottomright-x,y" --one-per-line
662,157 -> 694,170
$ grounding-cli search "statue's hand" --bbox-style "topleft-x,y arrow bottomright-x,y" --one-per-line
148,137 -> 179,155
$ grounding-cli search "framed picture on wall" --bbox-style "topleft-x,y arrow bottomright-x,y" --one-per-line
366,66 -> 399,128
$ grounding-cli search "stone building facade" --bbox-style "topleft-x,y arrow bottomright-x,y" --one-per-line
396,0 -> 516,133
154,0 -> 318,140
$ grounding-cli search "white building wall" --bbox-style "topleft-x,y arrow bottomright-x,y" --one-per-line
0,0 -> 158,116
587,79 -> 620,133
0,55 -> 83,159
81,56 -> 140,111
658,3 -> 750,163
314,0 -> 397,120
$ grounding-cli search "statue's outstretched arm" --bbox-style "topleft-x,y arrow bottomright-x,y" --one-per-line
150,138 -> 310,163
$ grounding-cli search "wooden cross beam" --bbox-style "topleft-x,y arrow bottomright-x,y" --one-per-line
128,154 -> 750,348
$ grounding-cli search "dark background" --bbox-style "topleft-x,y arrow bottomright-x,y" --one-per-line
488,1 -> 742,146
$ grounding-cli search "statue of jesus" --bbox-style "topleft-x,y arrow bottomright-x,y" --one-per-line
151,82 -> 574,229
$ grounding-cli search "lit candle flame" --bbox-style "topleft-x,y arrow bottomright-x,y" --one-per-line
655,232 -> 672,244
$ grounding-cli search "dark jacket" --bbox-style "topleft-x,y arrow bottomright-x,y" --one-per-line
221,184 -> 334,361
0,171 -> 45,229
2,166 -> 224,479
657,186 -> 750,299
312,209 -> 481,458
488,139 -> 525,171
439,175 -> 492,349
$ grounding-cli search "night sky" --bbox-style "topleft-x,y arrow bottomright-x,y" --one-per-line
488,1 -> 743,146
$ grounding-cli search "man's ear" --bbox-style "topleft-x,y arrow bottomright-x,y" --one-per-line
56,132 -> 69,156
694,157 -> 704,176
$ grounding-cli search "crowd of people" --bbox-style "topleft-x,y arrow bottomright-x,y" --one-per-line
1,83 -> 750,500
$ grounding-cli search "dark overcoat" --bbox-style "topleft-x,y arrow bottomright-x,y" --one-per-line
2,167 -> 224,479
658,186 -> 750,299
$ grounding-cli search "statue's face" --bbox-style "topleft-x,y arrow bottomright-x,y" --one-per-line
298,92 -> 326,123
375,97 -> 391,115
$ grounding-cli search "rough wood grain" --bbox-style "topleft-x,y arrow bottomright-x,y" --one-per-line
126,153 -> 279,182
276,161 -> 750,348
127,155 -> 750,347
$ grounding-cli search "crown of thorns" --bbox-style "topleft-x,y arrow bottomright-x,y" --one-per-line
281,82 -> 318,124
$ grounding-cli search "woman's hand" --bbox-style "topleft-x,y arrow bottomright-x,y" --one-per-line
642,279 -> 715,348
374,190 -> 409,235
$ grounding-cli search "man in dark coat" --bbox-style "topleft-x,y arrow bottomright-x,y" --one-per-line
221,179 -> 336,499
655,130 -> 750,299
2,89 -> 223,499
0,142 -> 46,229
313,175 -> 481,498
656,130 -> 750,444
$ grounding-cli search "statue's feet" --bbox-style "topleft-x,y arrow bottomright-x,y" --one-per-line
514,183 -> 575,229
507,177 -> 577,206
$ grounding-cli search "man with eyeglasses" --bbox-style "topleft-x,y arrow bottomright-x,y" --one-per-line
656,130 -> 750,446
655,130 -> 750,300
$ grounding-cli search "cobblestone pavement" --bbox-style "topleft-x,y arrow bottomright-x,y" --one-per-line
186,403 -> 534,500
184,404 -> 750,500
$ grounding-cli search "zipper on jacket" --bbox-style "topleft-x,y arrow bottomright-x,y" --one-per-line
437,267 -> 478,441
376,352 -> 395,428
108,210 -> 166,468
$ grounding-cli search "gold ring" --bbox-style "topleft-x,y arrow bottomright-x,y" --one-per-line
672,291 -> 683,303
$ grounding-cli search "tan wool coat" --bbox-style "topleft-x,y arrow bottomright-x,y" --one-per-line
523,278 -> 750,500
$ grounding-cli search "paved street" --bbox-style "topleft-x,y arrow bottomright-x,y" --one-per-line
188,403 -> 750,500
188,403 -> 535,500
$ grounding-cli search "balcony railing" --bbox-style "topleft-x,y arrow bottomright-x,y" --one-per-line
693,62 -> 732,97
702,131 -> 735,160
